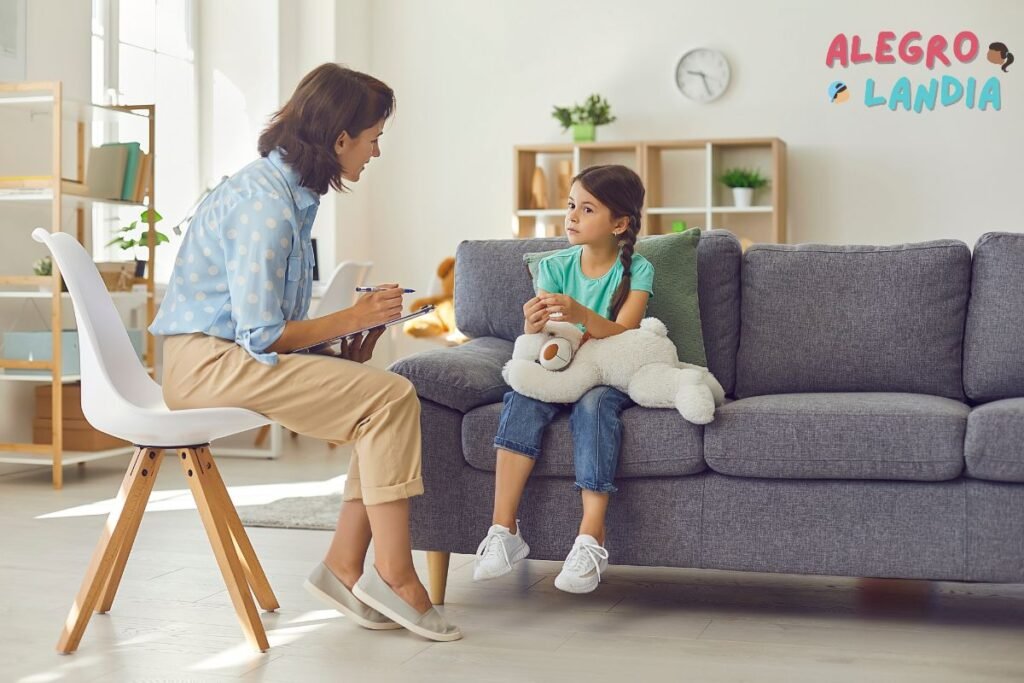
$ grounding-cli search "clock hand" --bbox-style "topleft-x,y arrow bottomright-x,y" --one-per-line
685,70 -> 713,95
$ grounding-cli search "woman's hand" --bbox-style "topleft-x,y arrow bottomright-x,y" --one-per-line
523,296 -> 550,334
349,283 -> 405,330
316,326 -> 386,363
338,326 -> 386,363
541,293 -> 588,326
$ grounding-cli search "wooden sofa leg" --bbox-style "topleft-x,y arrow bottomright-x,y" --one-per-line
426,551 -> 451,605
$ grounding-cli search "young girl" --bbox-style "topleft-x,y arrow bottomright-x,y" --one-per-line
474,164 -> 654,594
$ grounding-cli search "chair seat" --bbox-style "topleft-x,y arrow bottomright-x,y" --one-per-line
89,400 -> 271,448
704,393 -> 968,481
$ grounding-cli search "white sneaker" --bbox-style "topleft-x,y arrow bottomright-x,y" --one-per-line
554,534 -> 609,594
473,522 -> 530,581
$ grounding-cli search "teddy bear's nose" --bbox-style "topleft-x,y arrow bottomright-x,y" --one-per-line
543,345 -> 559,361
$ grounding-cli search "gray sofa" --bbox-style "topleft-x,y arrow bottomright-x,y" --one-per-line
390,230 -> 1024,603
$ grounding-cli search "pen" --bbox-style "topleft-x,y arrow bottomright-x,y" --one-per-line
355,286 -> 416,293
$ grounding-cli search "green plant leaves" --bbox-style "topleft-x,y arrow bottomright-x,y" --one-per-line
107,208 -> 168,252
718,167 -> 769,189
551,93 -> 616,131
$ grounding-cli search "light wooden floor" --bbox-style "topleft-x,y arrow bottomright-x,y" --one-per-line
3,434 -> 1024,683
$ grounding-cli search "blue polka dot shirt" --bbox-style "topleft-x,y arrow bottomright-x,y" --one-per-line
149,148 -> 320,365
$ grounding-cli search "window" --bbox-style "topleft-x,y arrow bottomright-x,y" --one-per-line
91,0 -> 198,284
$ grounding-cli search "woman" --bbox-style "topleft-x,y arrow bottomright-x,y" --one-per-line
151,63 -> 460,642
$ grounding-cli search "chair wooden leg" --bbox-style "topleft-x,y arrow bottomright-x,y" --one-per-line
57,447 -> 158,654
180,447 -> 269,652
96,448 -> 165,613
426,551 -> 451,606
193,446 -> 279,611
253,425 -> 270,447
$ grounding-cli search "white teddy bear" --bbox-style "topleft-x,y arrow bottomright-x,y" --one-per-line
502,318 -> 725,424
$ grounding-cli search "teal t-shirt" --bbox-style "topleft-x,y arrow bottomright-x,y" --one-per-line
536,246 -> 654,328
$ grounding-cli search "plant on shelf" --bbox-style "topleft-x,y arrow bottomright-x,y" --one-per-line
552,94 -> 616,142
106,208 -> 167,277
719,167 -> 769,208
32,255 -> 52,277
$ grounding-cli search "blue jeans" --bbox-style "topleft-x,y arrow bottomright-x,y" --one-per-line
493,386 -> 634,494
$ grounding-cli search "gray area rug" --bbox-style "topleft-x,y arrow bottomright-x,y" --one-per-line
239,494 -> 341,530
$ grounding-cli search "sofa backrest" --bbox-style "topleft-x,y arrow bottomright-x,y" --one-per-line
734,240 -> 971,401
963,232 -> 1024,403
454,229 -> 743,395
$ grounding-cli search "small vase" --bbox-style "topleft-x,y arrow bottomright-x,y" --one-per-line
572,123 -> 596,142
732,187 -> 754,208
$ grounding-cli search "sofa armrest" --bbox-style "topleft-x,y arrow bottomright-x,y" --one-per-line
389,337 -> 513,413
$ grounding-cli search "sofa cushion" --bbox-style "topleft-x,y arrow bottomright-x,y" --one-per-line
388,337 -> 512,413
963,232 -> 1024,403
455,230 -> 742,395
523,228 -> 707,367
964,398 -> 1024,482
704,393 -> 968,481
462,402 -> 705,478
735,240 -> 971,401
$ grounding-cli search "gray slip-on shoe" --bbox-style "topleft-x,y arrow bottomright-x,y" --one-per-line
352,566 -> 463,642
304,562 -> 401,630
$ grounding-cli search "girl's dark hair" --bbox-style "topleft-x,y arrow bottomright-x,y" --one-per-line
258,63 -> 395,194
572,164 -> 646,321
990,42 -> 1014,72
831,83 -> 848,101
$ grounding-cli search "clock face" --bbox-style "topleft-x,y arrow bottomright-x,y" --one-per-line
675,48 -> 731,103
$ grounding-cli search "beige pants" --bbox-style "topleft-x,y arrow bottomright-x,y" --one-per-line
161,333 -> 423,506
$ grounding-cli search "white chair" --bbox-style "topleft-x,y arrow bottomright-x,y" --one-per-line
32,229 -> 278,654
313,259 -> 373,316
253,260 -> 372,449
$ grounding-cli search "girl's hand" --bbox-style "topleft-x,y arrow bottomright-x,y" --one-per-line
523,296 -> 550,334
541,294 -> 588,326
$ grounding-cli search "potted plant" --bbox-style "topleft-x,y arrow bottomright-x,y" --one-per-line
719,168 -> 768,208
552,94 -> 617,142
106,208 -> 167,277
32,255 -> 67,292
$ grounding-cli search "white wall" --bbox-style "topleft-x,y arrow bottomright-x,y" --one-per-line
197,0 -> 280,190
360,0 -> 1022,293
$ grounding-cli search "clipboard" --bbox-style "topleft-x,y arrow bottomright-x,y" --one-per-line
293,305 -> 437,353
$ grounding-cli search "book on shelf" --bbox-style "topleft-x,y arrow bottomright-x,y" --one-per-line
132,151 -> 151,203
83,142 -> 148,203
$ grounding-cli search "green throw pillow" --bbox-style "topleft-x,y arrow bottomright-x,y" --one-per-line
523,227 -> 707,367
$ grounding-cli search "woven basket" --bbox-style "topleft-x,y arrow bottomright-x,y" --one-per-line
95,263 -> 135,292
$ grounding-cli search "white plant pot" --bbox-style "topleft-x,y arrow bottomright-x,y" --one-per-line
732,187 -> 753,208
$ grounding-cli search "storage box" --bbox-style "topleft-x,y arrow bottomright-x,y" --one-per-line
2,329 -> 143,376
33,417 -> 129,451
33,384 -> 130,451
35,383 -> 87,420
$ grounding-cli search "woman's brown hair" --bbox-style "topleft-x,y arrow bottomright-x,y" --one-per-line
258,63 -> 395,194
572,165 -> 645,321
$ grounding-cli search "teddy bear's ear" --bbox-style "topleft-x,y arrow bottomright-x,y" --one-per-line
436,256 -> 456,278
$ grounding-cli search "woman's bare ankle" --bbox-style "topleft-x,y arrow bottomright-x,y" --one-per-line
374,565 -> 432,613
324,558 -> 363,590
